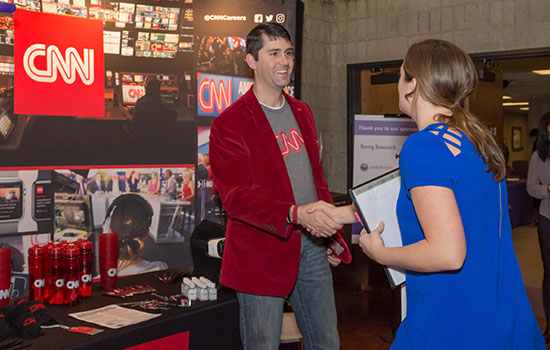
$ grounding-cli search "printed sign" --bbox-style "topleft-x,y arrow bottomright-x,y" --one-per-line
14,10 -> 104,117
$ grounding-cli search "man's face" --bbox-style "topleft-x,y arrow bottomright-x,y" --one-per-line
95,174 -> 102,182
164,171 -> 170,179
247,35 -> 294,92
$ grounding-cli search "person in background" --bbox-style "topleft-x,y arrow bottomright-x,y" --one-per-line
529,128 -> 542,214
105,194 -> 168,276
527,112 -> 550,343
107,172 -> 126,195
137,175 -> 148,193
87,173 -> 106,194
147,171 -> 160,195
203,154 -> 212,180
531,128 -> 539,155
311,39 -> 544,349
126,171 -> 140,193
163,169 -> 178,200
177,169 -> 194,203
196,153 -> 209,183
75,174 -> 86,195
132,76 -> 176,128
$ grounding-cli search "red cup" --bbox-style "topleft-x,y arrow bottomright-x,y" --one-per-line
0,248 -> 11,306
0,247 -> 10,271
99,233 -> 118,289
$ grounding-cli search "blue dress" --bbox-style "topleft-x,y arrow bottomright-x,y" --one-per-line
392,123 -> 545,349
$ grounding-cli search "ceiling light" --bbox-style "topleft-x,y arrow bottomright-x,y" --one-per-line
502,95 -> 511,99
532,69 -> 550,75
502,102 -> 529,106
520,107 -> 529,111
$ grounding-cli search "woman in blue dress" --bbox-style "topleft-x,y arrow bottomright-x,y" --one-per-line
310,39 -> 545,349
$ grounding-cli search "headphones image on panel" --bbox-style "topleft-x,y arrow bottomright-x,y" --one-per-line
102,194 -> 153,234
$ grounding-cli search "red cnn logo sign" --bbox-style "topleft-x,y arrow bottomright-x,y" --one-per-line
14,10 -> 104,117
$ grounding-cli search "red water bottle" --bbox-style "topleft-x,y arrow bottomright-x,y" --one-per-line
63,244 -> 80,306
47,245 -> 64,305
42,242 -> 53,300
0,248 -> 11,306
79,240 -> 93,298
28,244 -> 46,302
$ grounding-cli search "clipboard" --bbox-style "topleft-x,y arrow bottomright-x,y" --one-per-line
349,168 -> 406,288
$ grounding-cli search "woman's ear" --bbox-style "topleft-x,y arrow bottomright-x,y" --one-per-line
408,77 -> 417,95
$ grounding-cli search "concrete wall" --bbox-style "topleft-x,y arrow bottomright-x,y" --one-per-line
301,0 -> 550,192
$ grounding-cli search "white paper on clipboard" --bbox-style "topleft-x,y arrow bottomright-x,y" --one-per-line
349,168 -> 406,288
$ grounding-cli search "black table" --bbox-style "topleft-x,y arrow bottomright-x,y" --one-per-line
19,270 -> 242,350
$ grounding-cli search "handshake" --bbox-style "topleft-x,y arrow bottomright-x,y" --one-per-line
291,201 -> 357,238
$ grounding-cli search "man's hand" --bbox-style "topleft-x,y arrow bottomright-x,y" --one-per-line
306,204 -> 357,226
295,201 -> 342,237
326,248 -> 341,267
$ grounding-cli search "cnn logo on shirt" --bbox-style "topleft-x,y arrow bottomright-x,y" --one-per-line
14,10 -> 104,117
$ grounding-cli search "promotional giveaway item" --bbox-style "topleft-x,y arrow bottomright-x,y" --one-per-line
99,233 -> 118,289
63,244 -> 80,306
46,244 -> 64,305
28,244 -> 46,302
0,248 -> 11,306
78,239 -> 93,298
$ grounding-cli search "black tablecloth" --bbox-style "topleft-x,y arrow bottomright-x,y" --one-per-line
507,180 -> 537,228
11,270 -> 242,350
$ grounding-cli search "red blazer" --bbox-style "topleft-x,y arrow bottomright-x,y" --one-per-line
210,88 -> 338,296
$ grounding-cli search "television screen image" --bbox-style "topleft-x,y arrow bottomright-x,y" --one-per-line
121,30 -> 135,56
195,36 -> 248,77
14,0 -> 41,12
0,16 -> 13,30
121,84 -> 145,105
183,8 -> 192,21
0,111 -> 15,142
135,5 -> 179,31
178,34 -> 193,52
0,182 -> 23,222
103,30 -> 121,55
54,193 -> 94,234
119,72 -> 181,107
117,2 -> 135,24
136,32 -> 179,58
41,0 -> 88,18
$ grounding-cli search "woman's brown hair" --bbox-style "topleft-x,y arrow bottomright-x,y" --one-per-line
403,39 -> 506,182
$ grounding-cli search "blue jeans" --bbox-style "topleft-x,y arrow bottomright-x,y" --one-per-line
236,234 -> 339,350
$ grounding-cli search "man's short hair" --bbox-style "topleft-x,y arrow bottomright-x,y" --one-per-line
246,23 -> 292,61
145,76 -> 161,97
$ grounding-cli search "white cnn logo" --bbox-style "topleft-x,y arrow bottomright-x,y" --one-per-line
23,44 -> 94,85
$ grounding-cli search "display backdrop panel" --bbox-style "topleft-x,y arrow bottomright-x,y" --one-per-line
0,0 -> 300,282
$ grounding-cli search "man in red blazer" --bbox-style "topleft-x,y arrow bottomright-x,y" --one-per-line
210,23 -> 347,350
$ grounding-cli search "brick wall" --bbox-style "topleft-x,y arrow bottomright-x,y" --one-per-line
301,0 -> 550,192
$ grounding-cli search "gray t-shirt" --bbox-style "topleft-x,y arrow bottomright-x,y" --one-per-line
262,100 -> 317,205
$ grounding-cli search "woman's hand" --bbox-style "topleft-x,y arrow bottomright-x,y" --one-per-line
358,222 -> 385,262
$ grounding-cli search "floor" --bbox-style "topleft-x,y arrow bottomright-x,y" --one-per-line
336,223 -> 549,350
